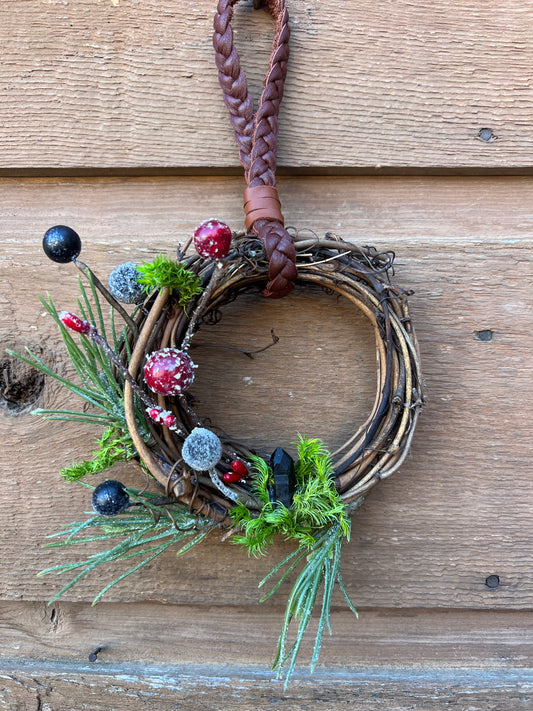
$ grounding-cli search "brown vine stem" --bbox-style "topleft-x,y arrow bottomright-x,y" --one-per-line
124,287 -> 171,489
124,287 -> 233,526
73,258 -> 138,337
191,328 -> 279,360
181,263 -> 228,351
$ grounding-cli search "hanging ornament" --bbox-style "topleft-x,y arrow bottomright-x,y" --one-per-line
12,0 -> 423,687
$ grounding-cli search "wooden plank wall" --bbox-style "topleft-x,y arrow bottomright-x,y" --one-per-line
1,1 -> 532,708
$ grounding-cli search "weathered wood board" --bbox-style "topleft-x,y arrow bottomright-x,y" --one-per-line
1,0 -> 532,705
1,176 -> 532,610
1,0 -> 533,171
2,663 -> 531,711
1,604 -> 532,709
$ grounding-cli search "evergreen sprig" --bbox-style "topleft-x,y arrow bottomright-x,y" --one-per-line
230,436 -> 355,687
39,487 -> 211,605
260,522 -> 357,688
60,427 -> 135,481
8,275 -> 149,443
137,255 -> 202,306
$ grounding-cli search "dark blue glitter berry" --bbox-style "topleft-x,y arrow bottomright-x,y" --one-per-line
42,225 -> 82,263
108,262 -> 146,304
92,480 -> 130,517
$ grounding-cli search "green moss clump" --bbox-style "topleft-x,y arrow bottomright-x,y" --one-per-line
137,255 -> 202,307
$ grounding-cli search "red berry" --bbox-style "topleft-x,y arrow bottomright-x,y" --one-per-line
59,311 -> 91,334
193,219 -> 232,259
144,348 -> 195,396
164,413 -> 177,428
231,460 -> 248,477
222,471 -> 244,483
148,407 -> 163,421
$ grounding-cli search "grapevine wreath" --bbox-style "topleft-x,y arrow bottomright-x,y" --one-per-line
13,0 -> 423,685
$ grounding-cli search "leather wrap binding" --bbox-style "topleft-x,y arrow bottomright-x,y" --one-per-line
243,185 -> 284,232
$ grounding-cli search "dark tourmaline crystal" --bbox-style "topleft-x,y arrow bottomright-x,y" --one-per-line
270,447 -> 296,508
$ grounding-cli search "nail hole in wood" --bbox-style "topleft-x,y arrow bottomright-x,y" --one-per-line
477,127 -> 498,143
475,329 -> 494,342
485,574 -> 500,589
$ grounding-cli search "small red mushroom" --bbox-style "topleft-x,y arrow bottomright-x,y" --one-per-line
144,348 -> 195,396
193,219 -> 232,259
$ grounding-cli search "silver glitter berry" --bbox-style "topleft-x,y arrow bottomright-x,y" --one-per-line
108,263 -> 146,304
181,428 -> 222,470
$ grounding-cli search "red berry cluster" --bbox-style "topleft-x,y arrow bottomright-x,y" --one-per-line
222,459 -> 248,483
147,406 -> 178,431
59,311 -> 91,334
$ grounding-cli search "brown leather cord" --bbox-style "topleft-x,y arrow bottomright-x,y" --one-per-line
243,185 -> 284,231
213,0 -> 297,298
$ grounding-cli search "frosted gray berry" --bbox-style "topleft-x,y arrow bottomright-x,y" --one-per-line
108,262 -> 146,304
182,427 -> 222,470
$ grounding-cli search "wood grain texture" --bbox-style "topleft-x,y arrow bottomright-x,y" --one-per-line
1,0 -> 532,171
2,663 -> 531,711
1,604 -> 532,709
1,175 -> 532,610
2,603 -> 532,670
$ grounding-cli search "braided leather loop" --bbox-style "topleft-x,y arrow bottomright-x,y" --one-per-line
213,0 -> 297,298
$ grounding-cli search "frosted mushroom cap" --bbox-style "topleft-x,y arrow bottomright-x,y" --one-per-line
144,348 -> 195,396
193,219 -> 232,259
182,427 -> 222,470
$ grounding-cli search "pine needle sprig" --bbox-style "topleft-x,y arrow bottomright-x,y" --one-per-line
259,521 -> 357,688
8,276 -> 146,434
39,489 -> 211,605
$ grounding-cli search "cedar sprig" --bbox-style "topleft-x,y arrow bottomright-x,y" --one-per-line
60,427 -> 134,481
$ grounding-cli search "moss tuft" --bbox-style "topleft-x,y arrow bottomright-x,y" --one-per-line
137,255 -> 202,307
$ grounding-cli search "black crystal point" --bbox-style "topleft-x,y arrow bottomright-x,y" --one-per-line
270,447 -> 296,508
42,225 -> 82,263
92,479 -> 130,517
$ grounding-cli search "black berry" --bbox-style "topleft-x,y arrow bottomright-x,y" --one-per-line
92,479 -> 130,517
42,225 -> 82,263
